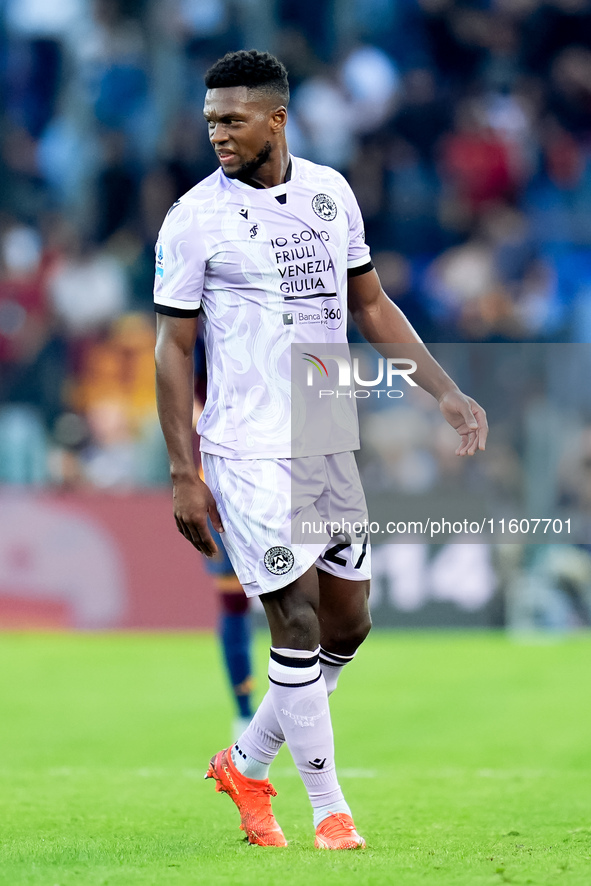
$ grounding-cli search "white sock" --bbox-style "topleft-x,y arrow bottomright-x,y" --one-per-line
267,646 -> 346,815
230,741 -> 270,780
237,646 -> 358,771
319,647 -> 357,696
231,756 -> 353,827
313,799 -> 353,829
231,691 -> 282,779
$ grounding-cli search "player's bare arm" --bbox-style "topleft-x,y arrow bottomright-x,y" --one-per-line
348,268 -> 488,456
155,313 -> 223,555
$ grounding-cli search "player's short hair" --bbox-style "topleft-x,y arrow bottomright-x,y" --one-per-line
204,49 -> 290,106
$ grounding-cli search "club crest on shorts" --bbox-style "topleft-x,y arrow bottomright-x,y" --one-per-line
264,546 -> 295,575
312,193 -> 337,221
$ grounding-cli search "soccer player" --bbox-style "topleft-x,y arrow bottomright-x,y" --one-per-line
154,49 -> 488,849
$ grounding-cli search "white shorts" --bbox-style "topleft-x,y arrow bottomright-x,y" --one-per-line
202,451 -> 372,597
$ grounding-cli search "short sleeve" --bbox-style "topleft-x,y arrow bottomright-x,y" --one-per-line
344,182 -> 372,274
153,201 -> 206,318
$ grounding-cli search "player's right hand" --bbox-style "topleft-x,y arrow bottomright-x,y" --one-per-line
172,475 -> 224,556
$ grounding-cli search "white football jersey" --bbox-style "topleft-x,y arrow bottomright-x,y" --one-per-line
154,155 -> 372,458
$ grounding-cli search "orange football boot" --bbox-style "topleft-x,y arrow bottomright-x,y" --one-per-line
314,812 -> 366,850
205,746 -> 287,847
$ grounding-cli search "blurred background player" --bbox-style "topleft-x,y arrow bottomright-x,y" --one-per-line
205,524 -> 255,739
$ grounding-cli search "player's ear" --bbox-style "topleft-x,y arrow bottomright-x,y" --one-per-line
270,106 -> 287,132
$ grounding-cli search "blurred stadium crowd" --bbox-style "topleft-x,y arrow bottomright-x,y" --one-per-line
2,0 -> 591,491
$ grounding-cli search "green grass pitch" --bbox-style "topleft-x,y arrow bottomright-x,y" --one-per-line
1,631 -> 590,886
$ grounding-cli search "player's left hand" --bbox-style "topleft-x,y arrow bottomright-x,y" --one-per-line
438,390 -> 488,456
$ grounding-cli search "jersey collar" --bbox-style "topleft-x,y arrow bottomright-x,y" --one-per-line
224,155 -> 295,196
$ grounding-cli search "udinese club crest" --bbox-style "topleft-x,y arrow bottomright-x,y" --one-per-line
264,546 -> 295,576
312,193 -> 337,221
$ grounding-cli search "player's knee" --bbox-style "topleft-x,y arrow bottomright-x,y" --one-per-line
263,594 -> 320,649
324,610 -> 372,655
346,611 -> 372,650
281,604 -> 319,649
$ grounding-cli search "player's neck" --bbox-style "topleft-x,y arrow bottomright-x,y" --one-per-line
240,145 -> 291,190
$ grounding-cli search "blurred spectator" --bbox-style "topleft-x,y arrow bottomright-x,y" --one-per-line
0,404 -> 49,484
292,68 -> 357,169
423,203 -> 560,340
369,250 -> 436,340
46,228 -> 128,337
0,223 -> 46,365
548,46 -> 591,137
0,126 -> 49,220
79,398 -> 138,489
390,68 -> 451,165
171,0 -> 239,57
292,44 -> 399,170
418,0 -> 487,84
278,0 -> 336,59
440,98 -> 518,211
50,312 -> 163,488
274,28 -> 321,90
69,312 -> 157,429
93,131 -> 138,243
384,137 -> 443,255
340,45 -> 400,134
2,0 -> 84,137
522,0 -> 591,75
74,0 -> 150,136
0,221 -> 68,422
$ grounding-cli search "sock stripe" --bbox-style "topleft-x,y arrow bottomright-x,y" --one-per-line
319,656 -> 348,667
272,645 -> 320,657
269,673 -> 322,688
319,648 -> 356,666
270,648 -> 320,669
269,647 -> 321,687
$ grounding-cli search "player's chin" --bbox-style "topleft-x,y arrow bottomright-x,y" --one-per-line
218,156 -> 242,176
